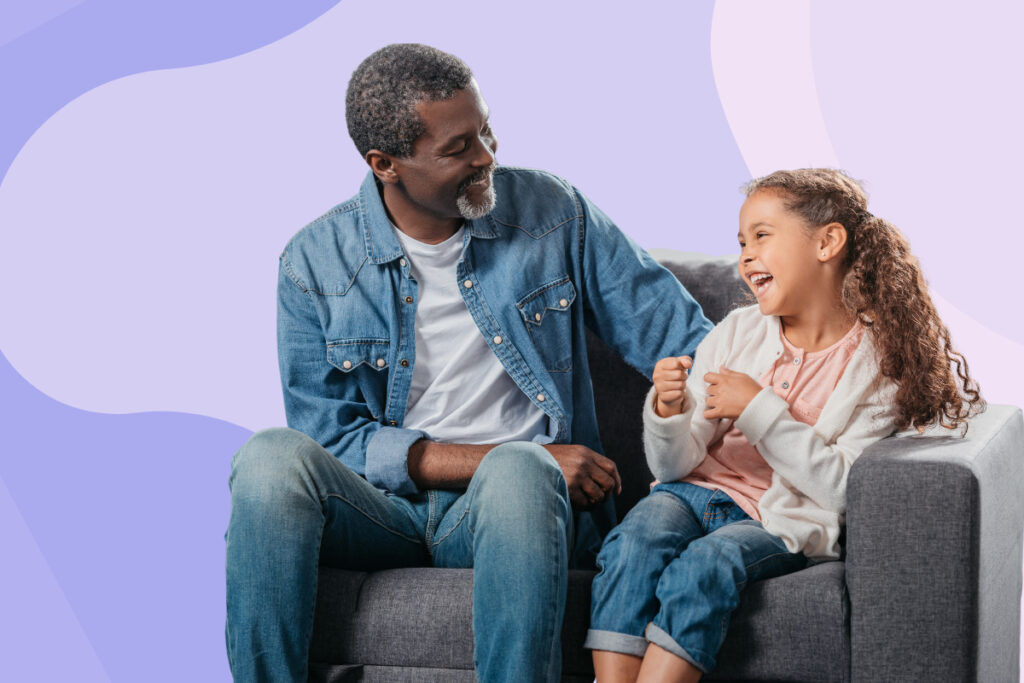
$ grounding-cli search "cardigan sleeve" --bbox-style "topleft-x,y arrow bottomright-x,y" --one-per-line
734,378 -> 898,513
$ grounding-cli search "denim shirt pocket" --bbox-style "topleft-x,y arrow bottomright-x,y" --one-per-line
326,339 -> 390,421
516,276 -> 576,372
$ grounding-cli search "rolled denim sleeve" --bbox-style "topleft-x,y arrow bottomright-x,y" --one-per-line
364,427 -> 427,495
277,259 -> 425,495
577,189 -> 713,377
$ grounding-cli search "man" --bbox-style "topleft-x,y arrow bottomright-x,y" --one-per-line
226,43 -> 711,682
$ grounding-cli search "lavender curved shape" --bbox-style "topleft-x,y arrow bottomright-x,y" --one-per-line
710,0 -> 840,175
0,347 -> 251,680
0,0 -> 342,186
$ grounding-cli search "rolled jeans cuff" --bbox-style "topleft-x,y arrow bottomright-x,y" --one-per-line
583,628 -> 648,657
644,623 -> 709,673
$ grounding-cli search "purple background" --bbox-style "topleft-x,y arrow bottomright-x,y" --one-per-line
1,1 -> 1021,679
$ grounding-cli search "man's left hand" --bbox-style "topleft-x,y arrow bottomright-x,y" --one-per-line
544,444 -> 622,510
703,367 -> 762,420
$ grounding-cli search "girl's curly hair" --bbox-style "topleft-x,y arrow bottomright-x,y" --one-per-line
744,168 -> 983,433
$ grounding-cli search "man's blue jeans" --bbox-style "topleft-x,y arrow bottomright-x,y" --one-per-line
585,481 -> 808,673
225,427 -> 573,682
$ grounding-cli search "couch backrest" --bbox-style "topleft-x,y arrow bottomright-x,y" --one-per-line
586,250 -> 748,519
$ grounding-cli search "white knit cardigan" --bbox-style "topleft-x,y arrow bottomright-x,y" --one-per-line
643,305 -> 899,560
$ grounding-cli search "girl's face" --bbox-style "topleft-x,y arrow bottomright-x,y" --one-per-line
737,190 -> 826,318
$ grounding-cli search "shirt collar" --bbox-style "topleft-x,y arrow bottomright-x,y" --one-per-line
359,171 -> 500,265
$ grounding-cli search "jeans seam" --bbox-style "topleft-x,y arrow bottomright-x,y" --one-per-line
300,509 -> 326,676
698,489 -> 721,530
431,504 -> 471,549
422,491 -> 439,559
544,464 -> 562,679
321,492 -> 422,545
744,550 -> 794,573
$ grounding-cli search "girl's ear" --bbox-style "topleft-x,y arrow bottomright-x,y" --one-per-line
818,222 -> 848,263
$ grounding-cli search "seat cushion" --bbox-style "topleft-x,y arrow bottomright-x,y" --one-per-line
310,561 -> 849,682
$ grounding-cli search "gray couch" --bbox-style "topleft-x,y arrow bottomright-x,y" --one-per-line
307,251 -> 1024,682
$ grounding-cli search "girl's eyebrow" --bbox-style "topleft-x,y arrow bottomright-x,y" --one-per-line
738,222 -> 772,239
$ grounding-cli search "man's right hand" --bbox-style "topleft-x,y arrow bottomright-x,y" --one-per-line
543,444 -> 622,510
652,355 -> 692,418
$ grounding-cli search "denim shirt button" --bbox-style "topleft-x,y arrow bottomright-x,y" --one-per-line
463,280 -> 473,289
534,312 -> 541,322
404,296 -> 413,304
400,258 -> 407,267
400,359 -> 409,367
559,298 -> 568,307
537,393 -> 546,402
342,360 -> 352,370
376,358 -> 386,367
493,335 -> 503,344
388,420 -> 397,426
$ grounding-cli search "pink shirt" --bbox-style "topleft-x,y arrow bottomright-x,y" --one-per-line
683,321 -> 865,520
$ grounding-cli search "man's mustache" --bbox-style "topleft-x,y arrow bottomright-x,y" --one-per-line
458,164 -> 498,194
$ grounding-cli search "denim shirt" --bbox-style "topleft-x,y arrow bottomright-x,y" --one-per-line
278,167 -> 712,512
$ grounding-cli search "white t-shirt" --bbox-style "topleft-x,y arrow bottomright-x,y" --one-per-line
393,225 -> 548,444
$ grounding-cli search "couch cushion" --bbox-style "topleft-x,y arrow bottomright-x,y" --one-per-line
714,561 -> 850,682
310,561 -> 849,682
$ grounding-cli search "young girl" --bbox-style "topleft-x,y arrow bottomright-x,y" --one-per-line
585,168 -> 982,682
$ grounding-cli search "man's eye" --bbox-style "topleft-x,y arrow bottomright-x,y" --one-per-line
444,140 -> 470,156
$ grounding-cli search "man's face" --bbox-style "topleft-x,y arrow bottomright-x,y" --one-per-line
392,80 -> 498,221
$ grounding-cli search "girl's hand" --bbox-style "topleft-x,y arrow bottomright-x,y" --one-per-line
653,356 -> 692,417
703,367 -> 762,420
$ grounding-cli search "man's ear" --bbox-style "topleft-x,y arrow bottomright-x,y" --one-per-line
366,150 -> 399,185
818,222 -> 848,262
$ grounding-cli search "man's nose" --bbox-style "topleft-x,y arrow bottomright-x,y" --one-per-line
471,136 -> 496,167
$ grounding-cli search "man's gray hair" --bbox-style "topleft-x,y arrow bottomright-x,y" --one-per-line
346,44 -> 473,159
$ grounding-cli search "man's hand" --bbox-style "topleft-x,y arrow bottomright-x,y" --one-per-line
703,367 -> 762,420
544,444 -> 622,510
652,355 -> 692,417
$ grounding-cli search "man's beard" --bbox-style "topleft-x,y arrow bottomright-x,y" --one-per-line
456,164 -> 498,220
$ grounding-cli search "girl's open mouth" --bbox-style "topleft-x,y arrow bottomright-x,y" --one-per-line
749,272 -> 773,297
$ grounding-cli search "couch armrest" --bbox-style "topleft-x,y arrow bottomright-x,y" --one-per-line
846,405 -> 1023,682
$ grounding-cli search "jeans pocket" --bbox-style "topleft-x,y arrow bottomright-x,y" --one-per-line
516,276 -> 576,372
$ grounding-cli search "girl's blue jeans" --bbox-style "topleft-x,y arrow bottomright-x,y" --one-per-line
225,427 -> 573,683
585,481 -> 809,673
